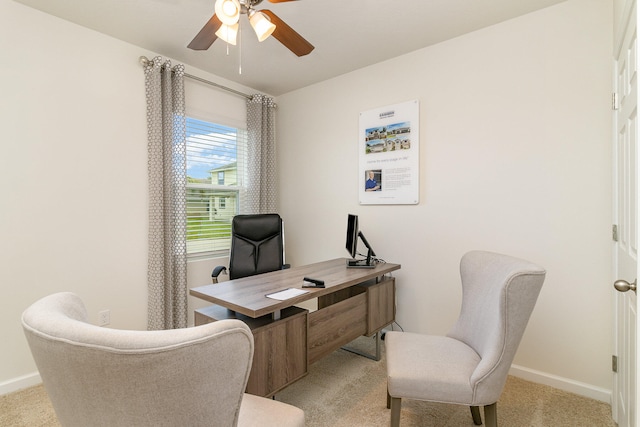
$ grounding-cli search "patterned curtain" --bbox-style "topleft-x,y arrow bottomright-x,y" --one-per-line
244,94 -> 277,214
142,56 -> 188,330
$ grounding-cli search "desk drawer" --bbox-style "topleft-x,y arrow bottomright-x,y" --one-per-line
357,277 -> 395,335
307,292 -> 367,364
195,305 -> 308,398
247,311 -> 307,397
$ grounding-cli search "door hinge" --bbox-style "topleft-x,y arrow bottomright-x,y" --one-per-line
612,355 -> 618,373
613,92 -> 619,110
613,224 -> 619,242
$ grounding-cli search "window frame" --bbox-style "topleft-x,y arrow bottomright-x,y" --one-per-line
185,116 -> 247,259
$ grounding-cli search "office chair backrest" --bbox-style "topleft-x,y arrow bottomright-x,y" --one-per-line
22,292 -> 254,427
229,214 -> 284,280
447,250 -> 546,403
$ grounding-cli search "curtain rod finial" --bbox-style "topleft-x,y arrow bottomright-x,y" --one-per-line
139,56 -> 150,66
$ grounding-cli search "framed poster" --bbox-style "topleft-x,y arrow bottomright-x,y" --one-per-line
359,100 -> 419,205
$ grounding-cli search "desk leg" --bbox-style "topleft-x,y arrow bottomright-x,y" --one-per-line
341,331 -> 382,361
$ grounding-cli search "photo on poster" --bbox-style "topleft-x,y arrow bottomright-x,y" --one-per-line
365,122 -> 411,155
359,100 -> 419,205
364,169 -> 382,191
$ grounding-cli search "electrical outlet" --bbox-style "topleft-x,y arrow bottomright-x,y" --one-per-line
98,309 -> 110,326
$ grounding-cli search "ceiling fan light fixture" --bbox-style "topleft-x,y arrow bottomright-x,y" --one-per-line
215,22 -> 239,45
249,10 -> 276,42
215,0 -> 241,25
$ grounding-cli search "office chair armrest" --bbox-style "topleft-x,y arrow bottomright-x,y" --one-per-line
211,266 -> 227,283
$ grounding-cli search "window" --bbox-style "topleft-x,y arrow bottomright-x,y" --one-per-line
186,117 -> 247,256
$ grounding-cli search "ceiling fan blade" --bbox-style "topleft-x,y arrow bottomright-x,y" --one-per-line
187,14 -> 223,50
262,10 -> 314,57
268,0 -> 298,3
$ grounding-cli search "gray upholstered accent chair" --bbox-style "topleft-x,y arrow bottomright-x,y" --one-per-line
385,250 -> 545,427
22,292 -> 305,427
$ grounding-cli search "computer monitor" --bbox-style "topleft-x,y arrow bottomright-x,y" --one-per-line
346,214 -> 359,259
345,214 -> 376,268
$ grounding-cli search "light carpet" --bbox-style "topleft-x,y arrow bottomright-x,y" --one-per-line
1,336 -> 616,426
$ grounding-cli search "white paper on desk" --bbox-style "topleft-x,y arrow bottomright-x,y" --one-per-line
265,288 -> 309,300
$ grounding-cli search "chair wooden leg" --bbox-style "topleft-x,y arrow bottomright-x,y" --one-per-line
470,406 -> 482,425
390,397 -> 401,427
484,403 -> 497,427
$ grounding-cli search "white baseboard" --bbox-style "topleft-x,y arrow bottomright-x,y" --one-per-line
0,371 -> 41,396
510,364 -> 612,404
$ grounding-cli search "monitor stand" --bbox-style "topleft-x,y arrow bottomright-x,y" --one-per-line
347,259 -> 376,268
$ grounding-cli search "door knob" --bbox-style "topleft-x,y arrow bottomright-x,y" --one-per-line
614,279 -> 637,293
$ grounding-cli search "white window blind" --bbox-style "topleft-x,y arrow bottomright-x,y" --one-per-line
186,117 -> 247,256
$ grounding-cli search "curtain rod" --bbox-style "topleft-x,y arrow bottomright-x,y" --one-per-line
139,56 -> 252,100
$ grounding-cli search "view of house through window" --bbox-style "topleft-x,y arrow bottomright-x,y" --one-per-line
186,117 -> 246,256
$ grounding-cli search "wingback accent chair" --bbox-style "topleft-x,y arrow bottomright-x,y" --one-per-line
211,213 -> 288,283
22,292 -> 304,427
385,250 -> 546,427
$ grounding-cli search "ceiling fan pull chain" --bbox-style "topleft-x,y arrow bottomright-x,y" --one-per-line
238,23 -> 242,75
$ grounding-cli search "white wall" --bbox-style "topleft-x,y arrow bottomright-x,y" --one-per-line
276,0 -> 613,400
1,0 -> 616,404
0,0 -> 252,393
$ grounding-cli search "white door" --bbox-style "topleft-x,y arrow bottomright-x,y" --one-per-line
613,1 -> 638,426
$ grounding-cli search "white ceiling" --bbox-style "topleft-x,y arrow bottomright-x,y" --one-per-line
14,0 -> 566,96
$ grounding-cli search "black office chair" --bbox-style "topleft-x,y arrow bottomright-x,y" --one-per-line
211,213 -> 288,283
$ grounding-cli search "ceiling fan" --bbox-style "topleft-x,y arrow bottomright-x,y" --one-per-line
187,0 -> 314,57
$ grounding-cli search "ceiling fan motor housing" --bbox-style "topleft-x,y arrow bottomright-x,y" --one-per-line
241,0 -> 264,14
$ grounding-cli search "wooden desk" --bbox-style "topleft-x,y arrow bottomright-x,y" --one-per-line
190,258 -> 400,397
